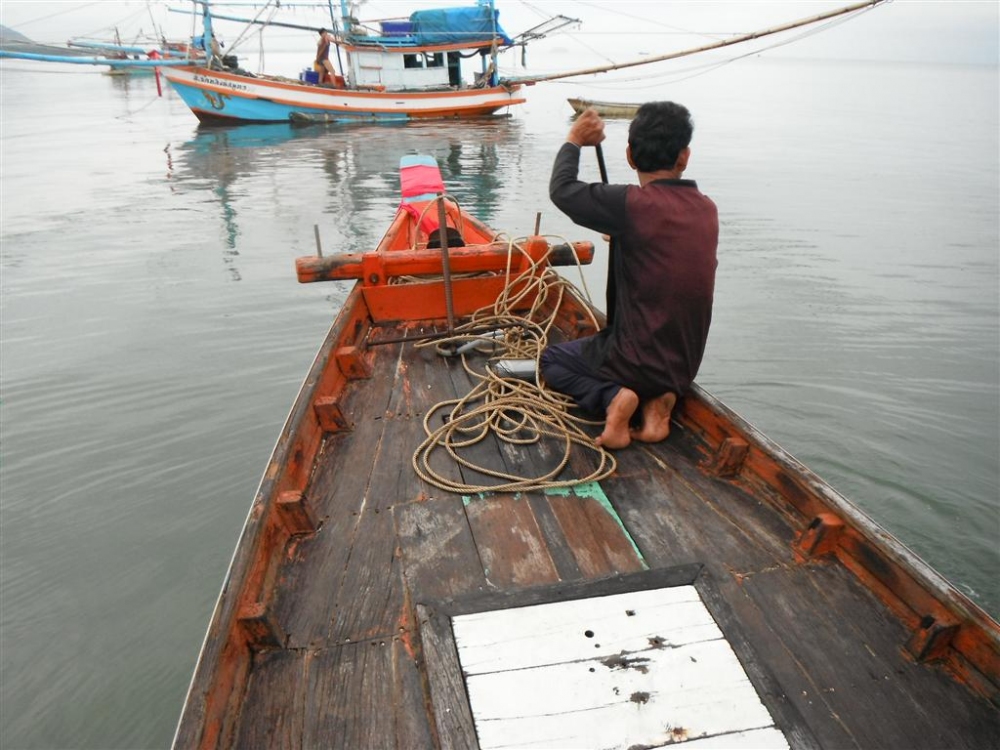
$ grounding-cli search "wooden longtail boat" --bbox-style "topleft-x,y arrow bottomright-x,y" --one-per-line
173,157 -> 1000,749
568,98 -> 642,119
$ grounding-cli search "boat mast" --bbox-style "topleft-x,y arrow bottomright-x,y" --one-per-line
327,0 -> 345,76
198,0 -> 216,64
512,0 -> 888,84
481,0 -> 497,86
339,0 -> 353,35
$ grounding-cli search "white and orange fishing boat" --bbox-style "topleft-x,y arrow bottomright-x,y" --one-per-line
164,0 -> 533,125
171,154 -> 999,749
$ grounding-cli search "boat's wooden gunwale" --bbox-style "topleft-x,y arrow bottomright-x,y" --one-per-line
677,384 -> 1000,697
172,285 -> 373,750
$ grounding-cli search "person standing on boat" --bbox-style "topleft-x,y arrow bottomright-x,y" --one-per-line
315,28 -> 337,84
541,104 -> 719,449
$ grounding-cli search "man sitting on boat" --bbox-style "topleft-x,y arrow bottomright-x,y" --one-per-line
541,104 -> 719,450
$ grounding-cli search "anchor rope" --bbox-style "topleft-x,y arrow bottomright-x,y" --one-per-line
410,232 -> 615,494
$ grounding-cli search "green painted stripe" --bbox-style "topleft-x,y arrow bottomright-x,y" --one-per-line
545,482 -> 648,569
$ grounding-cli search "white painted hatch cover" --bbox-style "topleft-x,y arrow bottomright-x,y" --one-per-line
451,585 -> 790,749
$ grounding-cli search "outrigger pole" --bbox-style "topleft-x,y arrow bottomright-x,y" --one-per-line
508,0 -> 889,84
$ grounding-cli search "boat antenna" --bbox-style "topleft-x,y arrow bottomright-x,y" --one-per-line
327,0 -> 345,77
508,0 -> 888,84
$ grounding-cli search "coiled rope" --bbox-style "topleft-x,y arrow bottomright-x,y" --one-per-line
411,232 -> 616,494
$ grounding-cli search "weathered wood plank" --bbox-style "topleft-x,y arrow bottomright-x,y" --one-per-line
396,496 -> 488,604
416,603 -> 479,750
546,484 -> 647,578
303,641 -> 396,749
741,563 -> 1000,750
392,635 -> 438,750
633,435 -> 800,563
607,448 -> 786,574
232,649 -> 306,749
451,586 -> 721,675
525,493 -> 585,581
463,493 -> 561,588
272,342 -> 400,648
329,504 -> 408,645
464,639 -> 783,750
385,338 -> 467,502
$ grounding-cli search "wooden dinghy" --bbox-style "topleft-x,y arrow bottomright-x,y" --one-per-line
173,156 -> 1000,749
568,97 -> 642,119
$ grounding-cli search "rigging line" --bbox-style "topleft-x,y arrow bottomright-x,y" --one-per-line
512,0 -> 887,84
146,1 -> 162,42
76,6 -> 151,41
228,0 -> 281,53
10,0 -> 103,30
509,1 -> 615,66
572,0 -> 725,42
562,34 -> 619,67
556,11 -> 868,90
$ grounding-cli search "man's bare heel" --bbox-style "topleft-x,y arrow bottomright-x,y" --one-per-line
631,392 -> 677,443
596,388 -> 639,449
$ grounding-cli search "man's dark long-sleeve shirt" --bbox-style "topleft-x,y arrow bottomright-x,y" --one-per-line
549,142 -> 719,397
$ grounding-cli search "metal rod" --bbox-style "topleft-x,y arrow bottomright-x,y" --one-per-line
366,329 -> 450,347
595,144 -> 616,325
313,224 -> 323,258
366,322 -> 518,348
437,195 -> 456,333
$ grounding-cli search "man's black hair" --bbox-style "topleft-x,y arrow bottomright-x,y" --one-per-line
319,28 -> 327,35
628,102 -> 694,173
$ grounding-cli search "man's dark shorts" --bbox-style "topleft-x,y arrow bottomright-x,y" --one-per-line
540,337 -> 621,416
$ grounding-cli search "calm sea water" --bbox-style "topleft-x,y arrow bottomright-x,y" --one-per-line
1,55 -> 997,749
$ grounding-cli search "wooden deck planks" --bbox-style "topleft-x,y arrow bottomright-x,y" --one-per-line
232,649 -> 306,749
302,640 -> 396,748
742,563 -> 1000,749
396,496 -> 489,604
606,427 -> 1000,750
225,321 -> 999,750
463,493 -> 561,588
608,443 -> 791,574
270,342 -> 400,649
328,504 -> 408,645
546,488 -> 647,578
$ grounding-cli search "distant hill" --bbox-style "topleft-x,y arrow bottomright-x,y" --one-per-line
0,24 -> 98,57
0,25 -> 33,44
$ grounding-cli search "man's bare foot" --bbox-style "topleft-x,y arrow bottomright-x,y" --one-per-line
596,387 -> 639,449
631,392 -> 677,443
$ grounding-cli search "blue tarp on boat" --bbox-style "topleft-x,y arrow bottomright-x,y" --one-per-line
409,7 -> 514,46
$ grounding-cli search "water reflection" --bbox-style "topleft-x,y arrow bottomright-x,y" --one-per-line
167,117 -> 526,260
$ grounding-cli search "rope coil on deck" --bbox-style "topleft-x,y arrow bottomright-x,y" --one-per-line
411,235 -> 614,494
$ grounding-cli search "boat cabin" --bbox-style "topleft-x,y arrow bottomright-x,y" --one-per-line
339,5 -> 513,90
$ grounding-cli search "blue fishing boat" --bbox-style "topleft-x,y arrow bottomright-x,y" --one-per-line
163,0 -> 546,125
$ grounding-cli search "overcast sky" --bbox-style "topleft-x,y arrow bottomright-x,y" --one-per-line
1,1 -> 997,66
